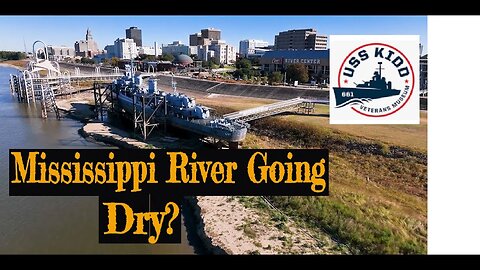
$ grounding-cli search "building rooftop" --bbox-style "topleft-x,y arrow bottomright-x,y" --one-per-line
280,28 -> 317,32
174,54 -> 193,65
262,49 -> 329,59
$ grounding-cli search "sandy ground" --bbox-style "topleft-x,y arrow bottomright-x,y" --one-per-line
56,90 -> 94,111
197,196 -> 344,254
0,63 -> 22,70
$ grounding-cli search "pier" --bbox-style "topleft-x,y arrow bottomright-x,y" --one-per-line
8,40 -> 123,119
223,97 -> 328,122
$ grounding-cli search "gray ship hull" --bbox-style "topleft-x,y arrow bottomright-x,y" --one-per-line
116,93 -> 247,142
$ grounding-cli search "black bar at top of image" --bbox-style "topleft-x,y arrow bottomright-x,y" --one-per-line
9,149 -> 329,196
1,0 -> 479,15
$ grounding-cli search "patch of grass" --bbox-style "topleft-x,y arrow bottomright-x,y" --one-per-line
265,191 -> 426,254
200,100 -> 427,254
237,196 -> 270,210
250,117 -> 427,198
271,211 -> 288,223
275,221 -> 290,232
378,142 -> 391,155
243,119 -> 426,254
242,223 -> 257,239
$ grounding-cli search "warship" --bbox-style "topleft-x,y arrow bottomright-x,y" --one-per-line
111,65 -> 249,144
333,62 -> 401,108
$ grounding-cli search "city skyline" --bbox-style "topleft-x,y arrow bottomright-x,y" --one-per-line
0,16 -> 427,54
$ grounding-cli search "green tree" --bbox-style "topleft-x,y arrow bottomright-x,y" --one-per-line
145,55 -> 156,61
235,58 -> 252,69
268,71 -> 283,84
233,58 -> 253,79
207,57 -> 219,69
110,57 -> 120,67
102,57 -> 110,63
286,63 -> 309,83
161,53 -> 175,62
136,54 -> 147,60
80,57 -> 95,65
0,51 -> 26,60
250,57 -> 260,66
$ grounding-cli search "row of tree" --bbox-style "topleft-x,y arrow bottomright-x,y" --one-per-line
135,53 -> 176,62
233,57 -> 313,84
0,51 -> 27,61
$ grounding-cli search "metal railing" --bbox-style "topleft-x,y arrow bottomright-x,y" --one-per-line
223,97 -> 307,122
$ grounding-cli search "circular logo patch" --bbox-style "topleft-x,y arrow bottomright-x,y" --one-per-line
334,43 -> 415,117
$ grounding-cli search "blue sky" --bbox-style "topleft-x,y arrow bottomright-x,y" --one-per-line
0,16 -> 427,54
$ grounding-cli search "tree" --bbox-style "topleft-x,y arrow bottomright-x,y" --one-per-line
110,57 -> 120,67
233,58 -> 253,79
144,55 -> 156,61
316,71 -> 329,84
0,51 -> 26,60
286,63 -> 309,83
101,58 -> 111,66
207,57 -> 219,69
250,57 -> 260,66
268,71 -> 283,84
161,53 -> 175,62
235,58 -> 252,69
80,57 -> 95,65
136,54 -> 147,60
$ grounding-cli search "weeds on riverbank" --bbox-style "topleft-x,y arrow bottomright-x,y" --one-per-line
205,104 -> 428,254
247,118 -> 427,254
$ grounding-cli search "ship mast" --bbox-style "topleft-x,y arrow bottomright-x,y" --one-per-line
377,62 -> 384,77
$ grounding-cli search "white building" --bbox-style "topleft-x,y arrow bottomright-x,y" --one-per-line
113,38 -> 138,59
197,45 -> 215,62
47,45 -> 75,61
74,28 -> 100,58
239,39 -> 269,57
162,41 -> 189,56
138,46 -> 156,56
209,40 -> 236,64
189,46 -> 198,56
154,42 -> 161,57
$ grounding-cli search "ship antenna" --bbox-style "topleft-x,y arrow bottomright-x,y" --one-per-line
377,62 -> 384,77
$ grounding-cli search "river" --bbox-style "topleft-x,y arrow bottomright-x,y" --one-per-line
0,66 -> 196,254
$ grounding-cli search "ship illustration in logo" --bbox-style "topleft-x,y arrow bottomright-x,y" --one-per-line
333,62 -> 401,108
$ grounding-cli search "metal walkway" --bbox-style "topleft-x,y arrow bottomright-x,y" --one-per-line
8,40 -> 126,119
223,97 -> 313,122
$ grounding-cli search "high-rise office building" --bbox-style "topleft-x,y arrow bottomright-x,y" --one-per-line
274,29 -> 327,50
126,26 -> 142,47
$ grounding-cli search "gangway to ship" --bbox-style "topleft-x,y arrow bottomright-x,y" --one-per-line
223,97 -> 328,122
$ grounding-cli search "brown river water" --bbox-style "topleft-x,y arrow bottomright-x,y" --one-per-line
0,66 -> 198,254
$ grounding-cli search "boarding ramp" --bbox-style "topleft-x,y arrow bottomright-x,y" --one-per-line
223,97 -> 323,122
